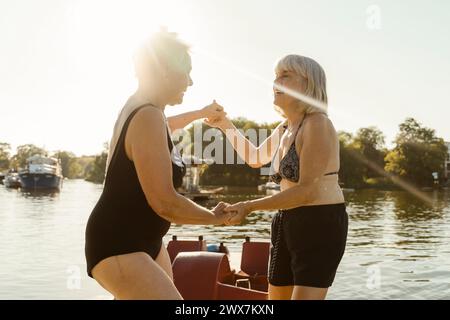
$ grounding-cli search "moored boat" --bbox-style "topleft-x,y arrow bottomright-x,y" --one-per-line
18,155 -> 63,191
257,181 -> 280,192
3,170 -> 22,189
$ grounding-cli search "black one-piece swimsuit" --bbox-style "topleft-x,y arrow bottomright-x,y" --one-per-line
85,104 -> 186,277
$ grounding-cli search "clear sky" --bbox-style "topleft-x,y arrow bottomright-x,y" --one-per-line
1,0 -> 449,156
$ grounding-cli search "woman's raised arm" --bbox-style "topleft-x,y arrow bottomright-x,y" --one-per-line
126,106 -> 230,225
205,110 -> 286,168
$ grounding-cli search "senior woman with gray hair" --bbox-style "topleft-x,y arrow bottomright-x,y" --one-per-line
207,55 -> 348,300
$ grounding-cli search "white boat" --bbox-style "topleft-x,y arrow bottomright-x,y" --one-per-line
258,181 -> 280,192
3,170 -> 22,188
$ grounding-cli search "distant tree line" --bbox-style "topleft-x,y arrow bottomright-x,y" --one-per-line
183,117 -> 448,189
1,117 -> 447,189
0,142 -> 108,184
339,118 -> 447,188
183,118 -> 282,187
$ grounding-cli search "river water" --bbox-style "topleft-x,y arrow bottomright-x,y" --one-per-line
1,179 -> 449,299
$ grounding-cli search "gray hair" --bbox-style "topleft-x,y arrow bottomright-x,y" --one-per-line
274,54 -> 328,115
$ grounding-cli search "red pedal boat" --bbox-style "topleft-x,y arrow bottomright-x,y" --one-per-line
167,236 -> 270,300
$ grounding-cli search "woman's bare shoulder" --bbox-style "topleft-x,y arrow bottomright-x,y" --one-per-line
125,106 -> 167,159
129,107 -> 165,137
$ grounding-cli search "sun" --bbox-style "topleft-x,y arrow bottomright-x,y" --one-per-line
65,0 -> 196,99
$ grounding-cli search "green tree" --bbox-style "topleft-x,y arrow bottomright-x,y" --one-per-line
77,156 -> 96,179
85,143 -> 108,184
10,144 -> 47,169
183,118 -> 281,187
337,131 -> 365,188
385,118 -> 447,187
68,161 -> 84,179
53,151 -> 76,179
0,142 -> 11,170
353,126 -> 387,179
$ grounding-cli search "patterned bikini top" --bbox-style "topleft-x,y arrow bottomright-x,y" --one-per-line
269,118 -> 338,184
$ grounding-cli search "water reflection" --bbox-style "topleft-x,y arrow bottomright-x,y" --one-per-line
344,189 -> 389,222
19,189 -> 60,200
391,190 -> 445,222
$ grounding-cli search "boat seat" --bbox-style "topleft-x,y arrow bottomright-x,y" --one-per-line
172,251 -> 268,300
166,235 -> 207,263
216,283 -> 268,300
234,237 -> 270,292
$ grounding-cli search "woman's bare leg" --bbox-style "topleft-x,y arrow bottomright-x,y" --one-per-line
154,244 -> 174,281
92,251 -> 182,300
291,285 -> 328,300
268,284 -> 294,300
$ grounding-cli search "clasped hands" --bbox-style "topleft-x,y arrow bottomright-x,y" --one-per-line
203,100 -> 249,225
212,201 -> 253,226
202,100 -> 230,129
